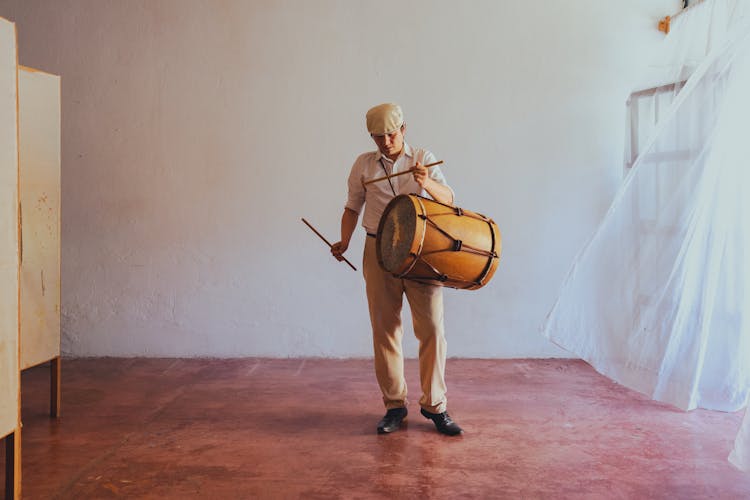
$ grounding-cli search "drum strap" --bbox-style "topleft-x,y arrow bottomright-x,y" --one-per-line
379,159 -> 397,196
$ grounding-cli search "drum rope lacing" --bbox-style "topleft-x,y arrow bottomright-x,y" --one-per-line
393,201 -> 499,288
418,213 -> 499,259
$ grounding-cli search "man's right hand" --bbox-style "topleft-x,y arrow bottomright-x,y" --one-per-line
331,241 -> 348,261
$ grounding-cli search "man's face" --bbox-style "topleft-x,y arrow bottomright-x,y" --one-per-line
371,125 -> 405,160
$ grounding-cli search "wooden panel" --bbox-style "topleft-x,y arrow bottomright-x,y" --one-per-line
0,16 -> 19,439
19,66 -> 61,370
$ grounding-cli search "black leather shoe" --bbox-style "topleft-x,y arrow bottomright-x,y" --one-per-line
420,408 -> 463,436
377,407 -> 408,434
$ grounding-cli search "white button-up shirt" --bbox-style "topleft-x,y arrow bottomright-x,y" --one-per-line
345,143 -> 453,234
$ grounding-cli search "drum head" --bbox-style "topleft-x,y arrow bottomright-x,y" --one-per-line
377,195 -> 418,273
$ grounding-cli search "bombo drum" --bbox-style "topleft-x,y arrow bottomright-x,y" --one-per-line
376,194 -> 501,290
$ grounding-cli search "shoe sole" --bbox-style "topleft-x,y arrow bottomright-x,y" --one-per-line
377,418 -> 407,434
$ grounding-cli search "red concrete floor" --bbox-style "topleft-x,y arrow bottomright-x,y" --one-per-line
2,358 -> 750,499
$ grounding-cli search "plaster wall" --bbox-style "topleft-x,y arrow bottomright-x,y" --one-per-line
0,0 -> 678,357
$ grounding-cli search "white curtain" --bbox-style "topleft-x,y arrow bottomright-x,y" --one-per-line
540,0 -> 750,470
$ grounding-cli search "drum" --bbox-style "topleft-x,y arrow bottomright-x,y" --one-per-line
376,194 -> 501,290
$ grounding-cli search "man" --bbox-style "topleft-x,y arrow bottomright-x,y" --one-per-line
331,103 -> 463,436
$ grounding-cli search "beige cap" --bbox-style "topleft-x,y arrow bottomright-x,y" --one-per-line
366,103 -> 404,135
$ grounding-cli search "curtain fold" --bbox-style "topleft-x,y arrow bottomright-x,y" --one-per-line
540,0 -> 750,470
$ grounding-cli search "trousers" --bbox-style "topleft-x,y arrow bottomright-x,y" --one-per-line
363,236 -> 448,413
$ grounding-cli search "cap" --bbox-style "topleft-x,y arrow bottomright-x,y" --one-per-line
366,103 -> 404,135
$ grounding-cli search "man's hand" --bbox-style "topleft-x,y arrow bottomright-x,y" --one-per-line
331,240 -> 349,261
413,161 -> 454,205
412,161 -> 430,189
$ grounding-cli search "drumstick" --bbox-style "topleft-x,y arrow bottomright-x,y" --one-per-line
301,218 -> 357,271
362,160 -> 444,186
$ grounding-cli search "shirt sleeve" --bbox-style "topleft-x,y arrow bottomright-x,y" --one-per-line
345,155 -> 366,214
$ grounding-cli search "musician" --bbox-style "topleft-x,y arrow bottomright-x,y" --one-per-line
331,103 -> 463,436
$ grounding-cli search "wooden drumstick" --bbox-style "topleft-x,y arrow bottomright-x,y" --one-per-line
362,160 -> 444,186
301,218 -> 357,271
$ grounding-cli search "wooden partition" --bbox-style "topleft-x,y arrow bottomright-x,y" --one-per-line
0,16 -> 21,500
18,66 -> 62,418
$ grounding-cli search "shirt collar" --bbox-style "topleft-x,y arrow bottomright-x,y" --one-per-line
376,143 -> 414,164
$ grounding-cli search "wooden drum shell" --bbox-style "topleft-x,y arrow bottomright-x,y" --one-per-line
376,194 -> 501,290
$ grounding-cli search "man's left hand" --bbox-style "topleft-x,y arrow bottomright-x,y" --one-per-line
412,162 -> 430,188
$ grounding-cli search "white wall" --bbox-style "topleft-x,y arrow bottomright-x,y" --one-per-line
0,0 -> 678,357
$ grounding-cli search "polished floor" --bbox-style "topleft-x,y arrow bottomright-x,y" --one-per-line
3,358 -> 750,499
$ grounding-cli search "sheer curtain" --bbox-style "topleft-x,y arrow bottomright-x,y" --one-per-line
540,0 -> 750,469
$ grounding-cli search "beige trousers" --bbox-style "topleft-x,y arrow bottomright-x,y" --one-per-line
363,236 -> 448,414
